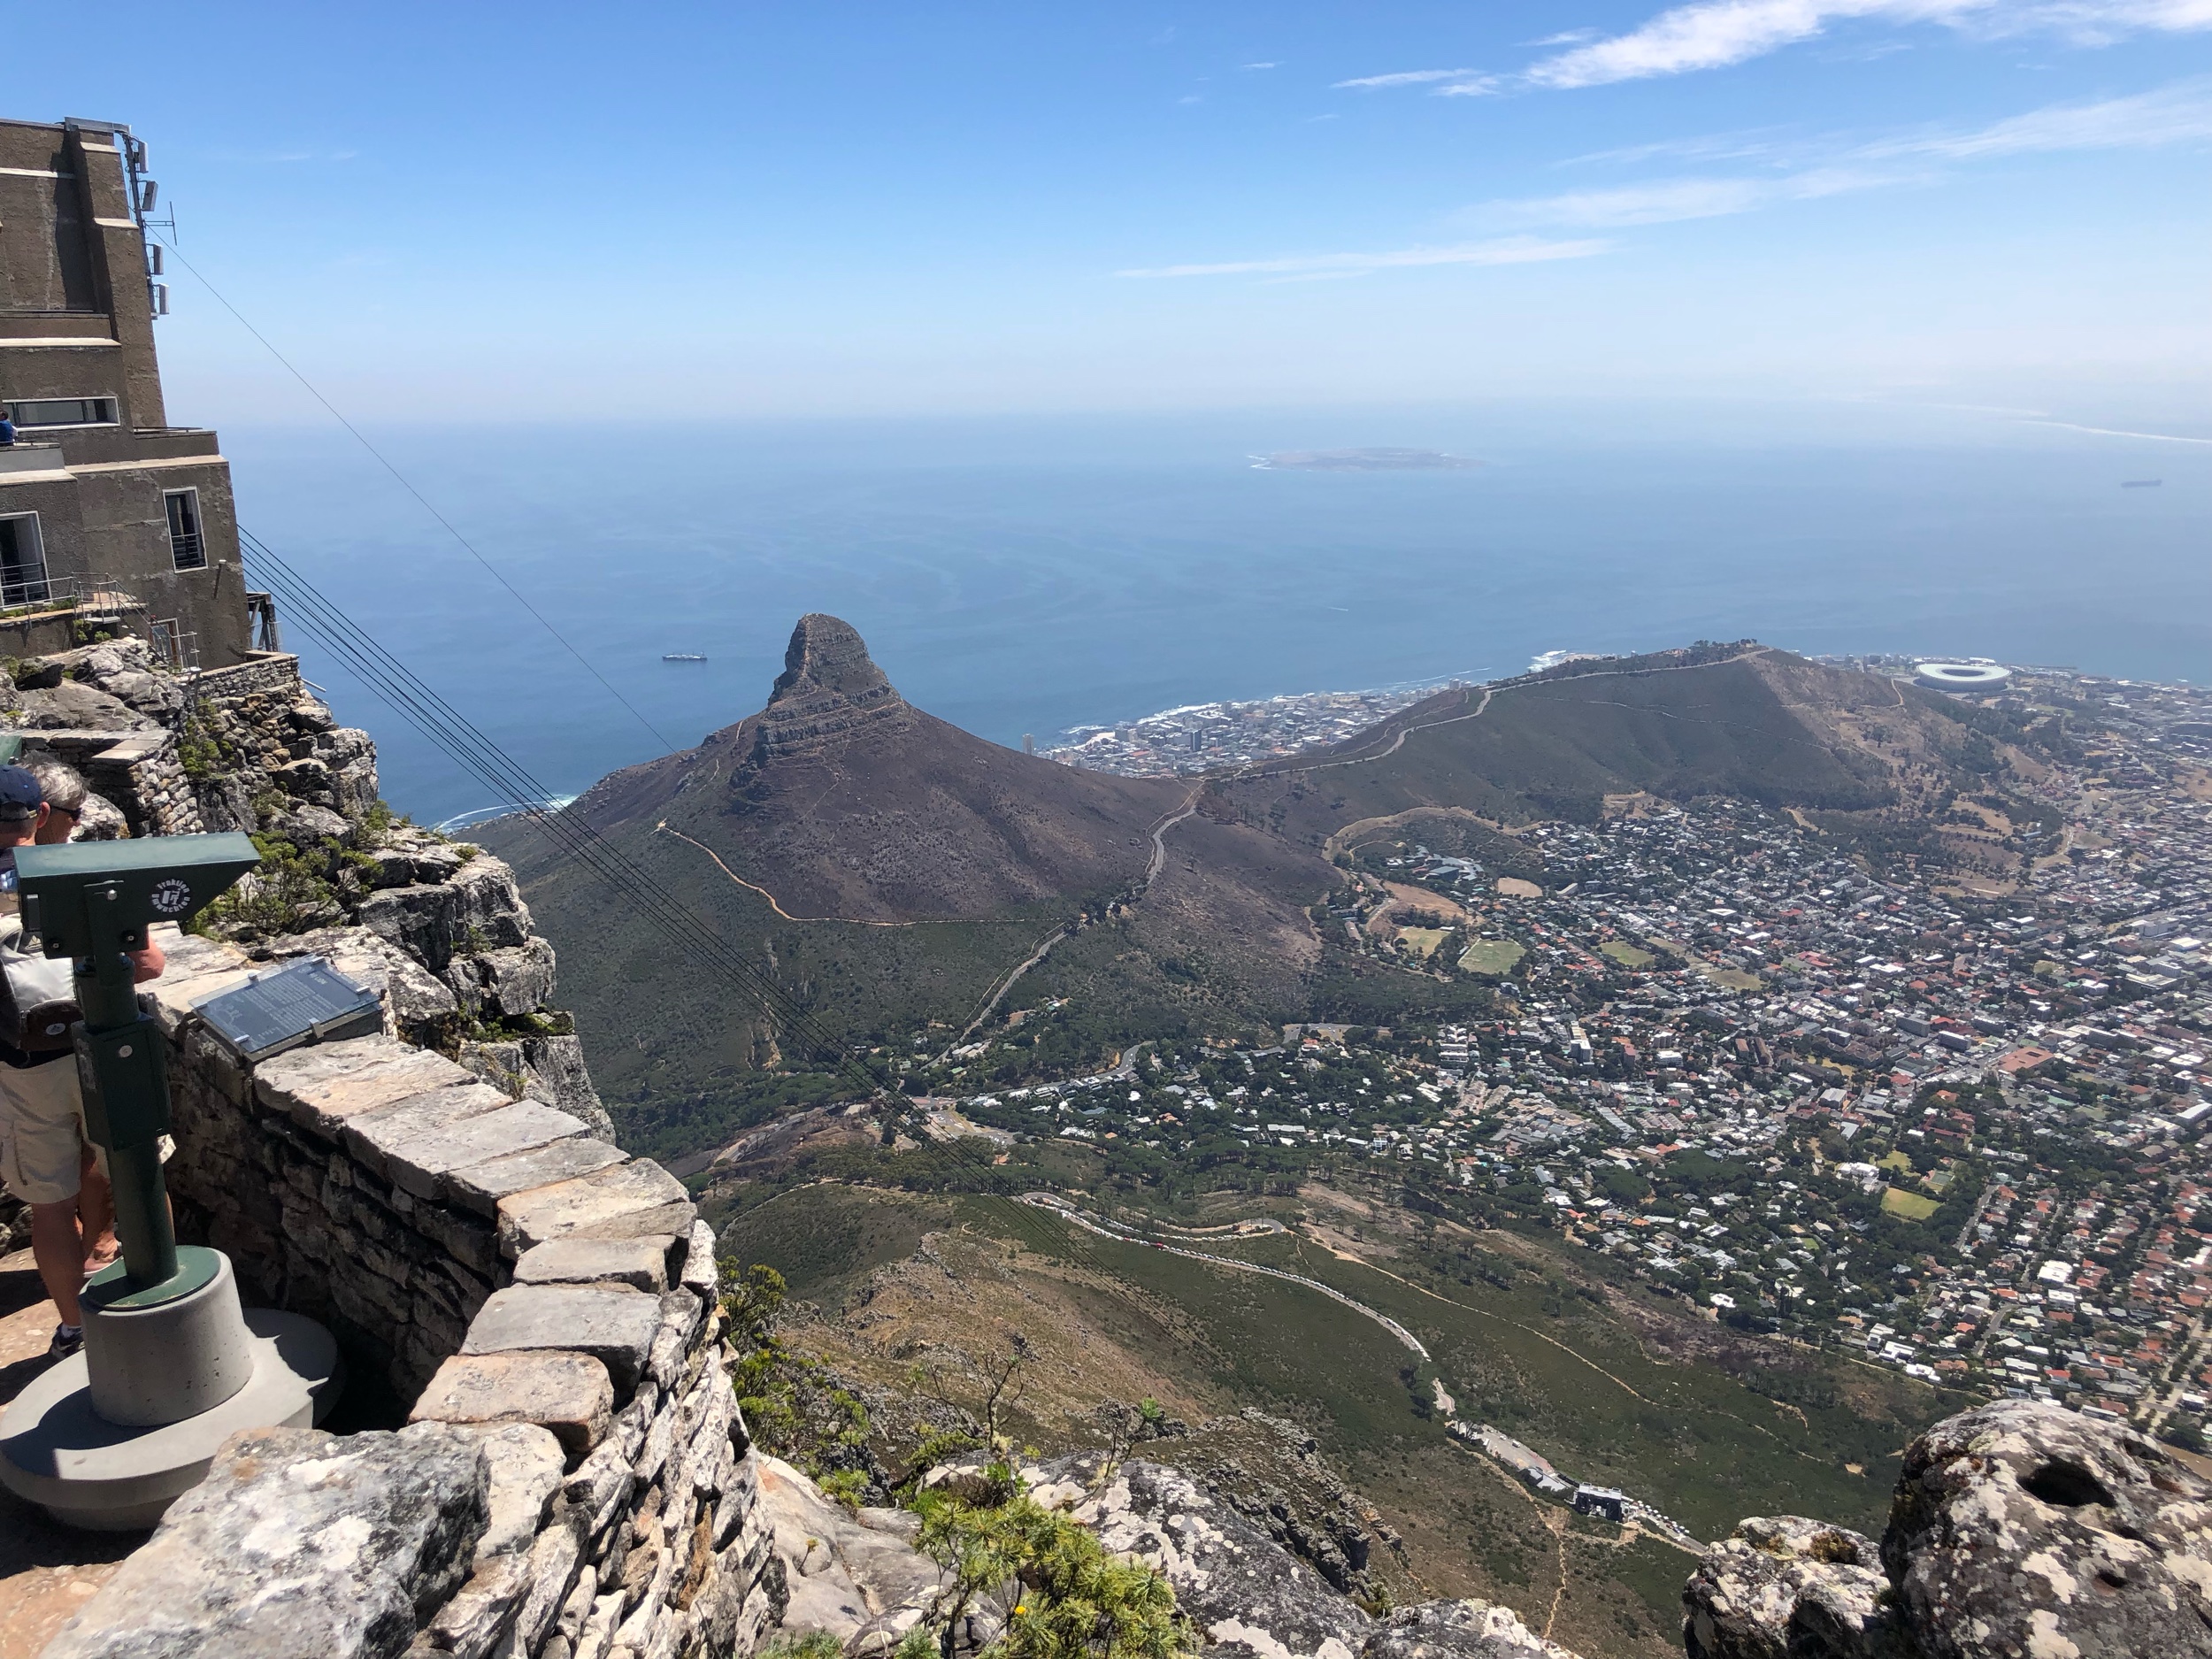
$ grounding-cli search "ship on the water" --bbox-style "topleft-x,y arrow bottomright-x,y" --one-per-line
663,652 -> 708,662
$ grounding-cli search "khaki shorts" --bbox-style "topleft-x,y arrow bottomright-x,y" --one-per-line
0,1057 -> 172,1204
0,1055 -> 87,1204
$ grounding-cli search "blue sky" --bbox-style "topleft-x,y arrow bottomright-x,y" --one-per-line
17,2 -> 2212,423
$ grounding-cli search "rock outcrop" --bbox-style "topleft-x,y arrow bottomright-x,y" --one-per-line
1683,1400 -> 2212,1659
42,1422 -> 490,1659
753,613 -> 912,762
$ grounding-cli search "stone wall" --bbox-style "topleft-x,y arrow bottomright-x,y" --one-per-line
42,928 -> 780,1659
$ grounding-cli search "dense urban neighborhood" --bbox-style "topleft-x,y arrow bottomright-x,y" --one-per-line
1040,680 -> 1465,773
922,659 -> 2212,1445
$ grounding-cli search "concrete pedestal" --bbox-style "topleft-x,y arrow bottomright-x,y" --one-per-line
0,1248 -> 343,1531
83,1248 -> 258,1427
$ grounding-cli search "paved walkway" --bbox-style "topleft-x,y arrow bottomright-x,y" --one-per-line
0,1248 -> 139,1659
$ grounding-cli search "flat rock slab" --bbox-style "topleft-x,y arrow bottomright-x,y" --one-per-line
42,1423 -> 487,1659
514,1236 -> 675,1294
254,1037 -> 474,1141
495,1159 -> 694,1258
365,1099 -> 589,1202
464,1423 -> 565,1561
410,1352 -> 615,1461
463,1286 -> 664,1397
446,1134 -> 628,1219
339,1081 -> 514,1179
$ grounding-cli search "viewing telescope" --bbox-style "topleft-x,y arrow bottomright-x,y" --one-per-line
0,833 -> 343,1529
19,833 -> 263,1294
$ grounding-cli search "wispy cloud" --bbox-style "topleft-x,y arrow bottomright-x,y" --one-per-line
1116,236 -> 1609,280
1863,74 -> 2212,156
1494,170 -> 1899,227
1486,79 -> 2212,227
1333,67 -> 1479,88
1437,76 -> 1508,96
1526,29 -> 1602,45
1240,61 -> 1280,70
1523,0 -> 2212,90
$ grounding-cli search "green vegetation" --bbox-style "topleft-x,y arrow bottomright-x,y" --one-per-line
1881,1187 -> 1941,1222
914,1471 -> 1194,1659
721,1262 -> 875,1495
1457,940 -> 1526,977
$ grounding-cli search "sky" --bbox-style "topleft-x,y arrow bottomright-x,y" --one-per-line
13,2 -> 2212,424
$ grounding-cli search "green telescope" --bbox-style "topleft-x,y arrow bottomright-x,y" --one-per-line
16,833 -> 260,1302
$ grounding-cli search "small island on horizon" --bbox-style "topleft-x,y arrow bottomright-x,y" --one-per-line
1251,446 -> 1484,472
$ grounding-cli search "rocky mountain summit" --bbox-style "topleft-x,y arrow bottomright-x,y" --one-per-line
746,1400 -> 2210,1659
752,612 -> 915,764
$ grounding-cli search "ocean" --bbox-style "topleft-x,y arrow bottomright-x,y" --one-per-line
221,400 -> 2211,825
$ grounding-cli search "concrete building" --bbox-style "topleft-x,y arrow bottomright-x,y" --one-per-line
0,116 -> 257,667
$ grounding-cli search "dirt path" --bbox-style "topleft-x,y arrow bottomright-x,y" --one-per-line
657,822 -> 1009,927
944,922 -> 1076,1051
1299,1226 -> 1656,1403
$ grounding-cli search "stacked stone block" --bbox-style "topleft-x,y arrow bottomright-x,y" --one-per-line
43,926 -> 774,1659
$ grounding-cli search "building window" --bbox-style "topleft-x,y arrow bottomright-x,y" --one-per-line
4,396 -> 119,429
0,514 -> 50,609
164,488 -> 206,571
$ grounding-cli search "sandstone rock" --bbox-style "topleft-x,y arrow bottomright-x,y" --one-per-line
463,1285 -> 665,1396
1364,1600 -> 1582,1659
15,677 -> 157,731
1060,1458 -> 1374,1659
757,1455 -> 941,1644
1682,1516 -> 1896,1659
365,1096 -> 592,1202
755,613 -> 912,761
412,1352 -> 617,1460
457,1031 -> 616,1140
43,1422 -> 488,1659
516,1237 -> 677,1294
278,803 -> 354,843
1884,1399 -> 2212,1659
680,1219 -> 719,1295
255,1033 -> 474,1140
340,1081 -> 517,1179
446,1133 -> 630,1217
466,1422 -> 568,1559
495,1159 -> 695,1258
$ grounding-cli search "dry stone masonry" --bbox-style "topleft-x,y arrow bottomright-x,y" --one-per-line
44,928 -> 780,1659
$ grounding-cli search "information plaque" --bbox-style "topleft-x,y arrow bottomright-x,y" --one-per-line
194,956 -> 384,1063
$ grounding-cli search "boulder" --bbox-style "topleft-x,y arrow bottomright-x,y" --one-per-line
757,1455 -> 941,1647
42,1422 -> 488,1659
1057,1457 -> 1375,1659
1364,1600 -> 1584,1659
1884,1400 -> 2212,1659
1682,1517 -> 1896,1659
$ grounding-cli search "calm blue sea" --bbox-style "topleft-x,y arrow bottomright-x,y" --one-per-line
221,401 -> 2211,825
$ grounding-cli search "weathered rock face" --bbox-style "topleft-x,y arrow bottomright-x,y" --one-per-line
1684,1401 -> 2212,1659
1682,1516 -> 1897,1659
1886,1401 -> 2212,1659
1363,1600 -> 1583,1659
752,613 -> 910,762
41,1422 -> 489,1659
1061,1457 -> 1374,1659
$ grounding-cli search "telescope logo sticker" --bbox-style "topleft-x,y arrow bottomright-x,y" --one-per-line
150,879 -> 194,917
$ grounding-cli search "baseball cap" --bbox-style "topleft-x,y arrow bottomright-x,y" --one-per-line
0,765 -> 43,821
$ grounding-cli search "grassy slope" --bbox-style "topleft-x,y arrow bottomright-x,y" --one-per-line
720,1178 -> 1955,1658
1231,655 -> 1906,847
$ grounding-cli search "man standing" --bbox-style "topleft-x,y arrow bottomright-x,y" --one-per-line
0,765 -> 162,1356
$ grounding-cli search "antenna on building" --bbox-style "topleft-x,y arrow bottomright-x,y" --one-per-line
136,179 -> 158,213
146,244 -> 163,276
